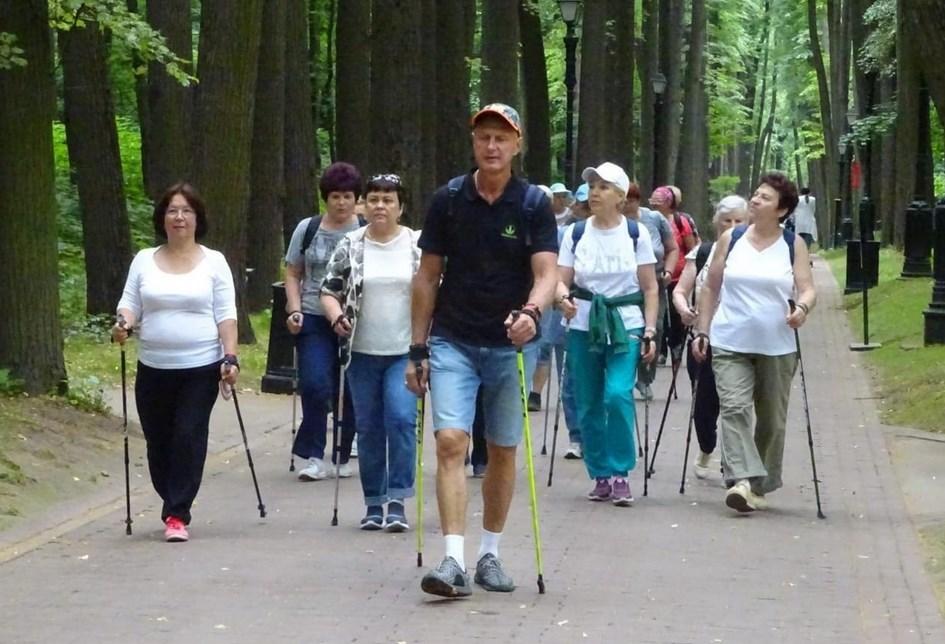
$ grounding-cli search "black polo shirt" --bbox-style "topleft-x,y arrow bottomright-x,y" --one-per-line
419,172 -> 558,347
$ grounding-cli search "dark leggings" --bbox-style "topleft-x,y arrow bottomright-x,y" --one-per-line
685,341 -> 719,454
135,361 -> 220,524
666,283 -> 687,362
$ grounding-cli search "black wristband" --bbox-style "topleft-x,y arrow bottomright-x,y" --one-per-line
222,353 -> 240,368
520,306 -> 541,327
408,344 -> 430,362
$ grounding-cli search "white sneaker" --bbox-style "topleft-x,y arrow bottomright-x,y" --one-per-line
335,462 -> 353,478
298,457 -> 329,481
725,480 -> 756,513
564,442 -> 583,459
349,442 -> 358,459
694,451 -> 712,479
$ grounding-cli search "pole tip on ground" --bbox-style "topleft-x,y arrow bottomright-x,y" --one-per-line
331,514 -> 338,527
537,576 -> 546,594
818,511 -> 826,520
417,553 -> 422,568
125,524 -> 132,536
259,506 -> 267,518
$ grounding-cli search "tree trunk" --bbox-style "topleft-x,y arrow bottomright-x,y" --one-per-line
638,0 -> 658,194
246,0 -> 287,312
902,0 -> 945,131
320,0 -> 337,160
657,0 -> 684,185
435,0 -> 473,184
675,0 -> 709,229
607,0 -> 635,177
193,0 -> 264,344
749,3 -> 771,188
125,0 -> 152,196
0,0 -> 66,394
480,0 -> 520,108
369,0 -> 423,227
518,0 -> 550,185
145,0 -> 193,201
284,0 -> 318,245
60,21 -> 134,316
418,0 -> 438,208
309,0 -> 323,175
807,0 -> 838,245
576,0 -> 607,172
879,74 -> 896,244
335,0 -> 370,171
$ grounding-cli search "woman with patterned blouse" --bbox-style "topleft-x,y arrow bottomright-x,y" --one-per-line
321,174 -> 422,531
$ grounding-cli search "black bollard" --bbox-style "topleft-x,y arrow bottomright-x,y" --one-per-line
923,198 -> 945,345
900,200 -> 934,278
850,197 -> 881,351
261,282 -> 296,394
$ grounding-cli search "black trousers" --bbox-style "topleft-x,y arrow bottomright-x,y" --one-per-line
685,341 -> 719,455
666,283 -> 687,362
135,361 -> 220,524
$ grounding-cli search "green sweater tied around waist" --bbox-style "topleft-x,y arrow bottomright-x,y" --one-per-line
571,286 -> 644,354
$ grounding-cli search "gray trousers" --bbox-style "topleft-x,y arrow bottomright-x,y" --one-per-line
712,348 -> 797,495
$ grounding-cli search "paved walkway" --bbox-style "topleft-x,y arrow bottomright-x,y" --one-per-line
2,257 -> 943,643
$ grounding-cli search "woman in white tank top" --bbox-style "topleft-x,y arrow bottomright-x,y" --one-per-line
691,173 -> 816,514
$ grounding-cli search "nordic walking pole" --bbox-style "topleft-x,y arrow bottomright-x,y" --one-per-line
648,357 -> 681,476
227,375 -> 267,518
789,299 -> 825,519
547,320 -> 570,487
679,340 -> 703,494
512,314 -> 545,594
540,356 -> 553,455
290,340 -> 299,472
415,392 -> 425,567
331,349 -> 347,527
115,315 -> 133,535
643,336 -> 652,497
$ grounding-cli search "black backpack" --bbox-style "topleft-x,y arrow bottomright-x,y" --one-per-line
446,174 -> 547,246
726,225 -> 796,266
301,214 -> 367,253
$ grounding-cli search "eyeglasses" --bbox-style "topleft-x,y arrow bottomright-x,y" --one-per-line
369,173 -> 402,185
166,207 -> 196,217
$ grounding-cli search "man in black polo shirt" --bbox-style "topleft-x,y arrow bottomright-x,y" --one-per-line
406,103 -> 558,597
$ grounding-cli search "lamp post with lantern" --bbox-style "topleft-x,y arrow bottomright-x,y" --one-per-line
557,0 -> 580,187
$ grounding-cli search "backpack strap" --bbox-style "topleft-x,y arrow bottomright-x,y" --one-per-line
727,224 -> 796,267
571,218 -> 639,253
301,215 -> 323,253
695,241 -> 713,274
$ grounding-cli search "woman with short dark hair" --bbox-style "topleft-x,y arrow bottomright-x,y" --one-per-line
113,182 -> 238,542
285,161 -> 364,481
692,172 -> 816,513
321,173 -> 421,531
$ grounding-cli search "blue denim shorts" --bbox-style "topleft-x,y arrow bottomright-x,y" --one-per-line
429,336 -> 537,447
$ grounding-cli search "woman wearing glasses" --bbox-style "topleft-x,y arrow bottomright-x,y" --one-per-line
112,183 -> 238,542
321,174 -> 421,531
284,162 -> 364,481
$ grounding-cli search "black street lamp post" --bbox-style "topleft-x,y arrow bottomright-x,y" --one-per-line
924,198 -> 945,345
651,72 -> 667,189
558,1 -> 580,188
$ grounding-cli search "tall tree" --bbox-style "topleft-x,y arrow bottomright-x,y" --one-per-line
145,0 -> 192,200
480,0 -> 520,107
576,0 -> 608,171
807,0 -> 839,243
518,0 -> 550,184
0,0 -> 66,393
192,0 -> 265,343
335,0 -> 370,171
369,0 -> 423,226
419,0 -> 439,208
675,0 -> 710,228
284,0 -> 317,245
246,0 -> 287,312
434,0 -> 474,183
901,0 -> 945,129
607,0 -> 635,177
638,0 -> 659,193
657,0 -> 684,185
60,19 -> 133,315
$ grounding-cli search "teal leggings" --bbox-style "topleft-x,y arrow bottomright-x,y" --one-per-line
567,329 -> 641,479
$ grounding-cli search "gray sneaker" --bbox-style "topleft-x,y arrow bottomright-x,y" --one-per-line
420,556 -> 471,598
474,553 -> 515,592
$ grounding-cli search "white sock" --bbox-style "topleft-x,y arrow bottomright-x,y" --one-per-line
477,528 -> 502,561
444,534 -> 465,570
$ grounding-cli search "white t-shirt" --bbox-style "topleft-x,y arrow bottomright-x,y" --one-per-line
558,217 -> 656,333
352,228 -> 415,355
711,234 -> 795,356
685,242 -> 717,305
793,196 -> 818,240
117,246 -> 237,369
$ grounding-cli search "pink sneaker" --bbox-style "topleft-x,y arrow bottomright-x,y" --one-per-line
587,477 -> 612,501
611,477 -> 634,506
164,516 -> 189,542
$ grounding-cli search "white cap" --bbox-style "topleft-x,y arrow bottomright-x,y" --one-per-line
581,162 -> 630,196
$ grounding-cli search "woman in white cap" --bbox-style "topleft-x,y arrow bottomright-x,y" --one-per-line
671,195 -> 747,479
555,162 -> 659,505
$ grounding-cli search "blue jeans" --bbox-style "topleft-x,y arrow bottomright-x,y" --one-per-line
293,314 -> 355,463
346,352 -> 417,506
429,336 -> 537,447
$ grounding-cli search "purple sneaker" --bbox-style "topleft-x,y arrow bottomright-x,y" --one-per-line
587,477 -> 612,501
611,477 -> 634,506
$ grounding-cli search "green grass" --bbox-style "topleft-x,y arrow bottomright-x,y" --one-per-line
823,247 -> 945,433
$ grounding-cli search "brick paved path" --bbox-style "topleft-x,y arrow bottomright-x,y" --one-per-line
1,257 -> 943,643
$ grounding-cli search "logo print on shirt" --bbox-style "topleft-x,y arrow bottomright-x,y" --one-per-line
501,224 -> 517,239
